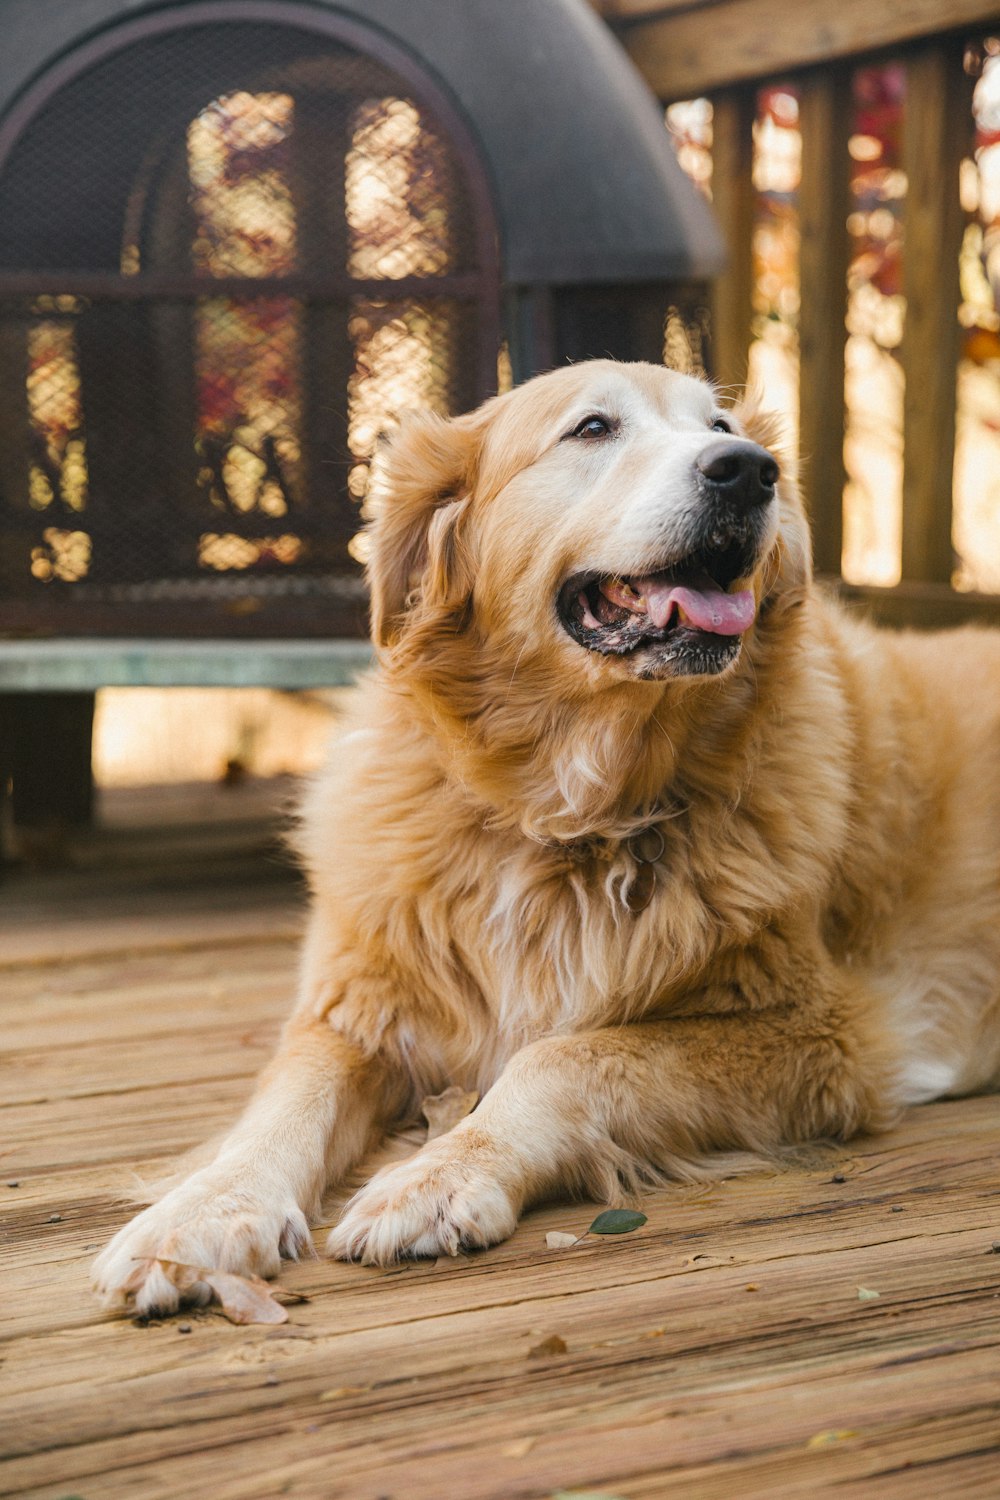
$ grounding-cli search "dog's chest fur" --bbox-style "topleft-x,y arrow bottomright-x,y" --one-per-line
301,680 -> 852,1091
297,601 -> 1000,1107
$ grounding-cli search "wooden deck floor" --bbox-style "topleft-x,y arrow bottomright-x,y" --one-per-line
2,796 -> 999,1499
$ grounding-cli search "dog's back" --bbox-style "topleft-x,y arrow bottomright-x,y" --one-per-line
821,610 -> 1000,1100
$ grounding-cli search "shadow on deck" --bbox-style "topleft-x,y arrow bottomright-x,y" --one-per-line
1,788 -> 998,1498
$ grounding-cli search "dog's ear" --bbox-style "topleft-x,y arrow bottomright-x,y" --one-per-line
735,392 -> 812,597
364,409 -> 482,648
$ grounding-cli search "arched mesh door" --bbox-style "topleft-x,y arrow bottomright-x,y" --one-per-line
0,9 -> 499,638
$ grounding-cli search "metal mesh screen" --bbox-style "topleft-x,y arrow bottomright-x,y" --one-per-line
0,19 -> 497,637
551,283 -> 713,375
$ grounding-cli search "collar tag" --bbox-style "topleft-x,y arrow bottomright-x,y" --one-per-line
625,860 -> 656,913
623,825 -> 665,914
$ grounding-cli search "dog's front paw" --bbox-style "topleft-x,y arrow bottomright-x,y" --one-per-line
92,1168 -> 311,1317
328,1135 -> 519,1265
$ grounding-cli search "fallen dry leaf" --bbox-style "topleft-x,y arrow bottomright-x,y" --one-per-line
546,1231 -> 580,1250
528,1333 -> 567,1358
126,1258 -> 288,1325
421,1085 -> 479,1141
202,1269 -> 289,1325
500,1436 -> 537,1458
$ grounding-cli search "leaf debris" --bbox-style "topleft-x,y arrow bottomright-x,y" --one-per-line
552,1491 -> 628,1500
528,1333 -> 567,1358
421,1086 -> 479,1141
587,1209 -> 647,1236
807,1429 -> 857,1448
683,1252 -> 733,1268
541,1208 -> 648,1253
500,1436 -> 536,1458
125,1258 -> 289,1325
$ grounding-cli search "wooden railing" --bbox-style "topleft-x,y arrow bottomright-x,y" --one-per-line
597,0 -> 1000,626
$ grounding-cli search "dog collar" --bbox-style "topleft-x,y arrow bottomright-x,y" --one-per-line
622,825 -> 666,913
541,818 -> 667,915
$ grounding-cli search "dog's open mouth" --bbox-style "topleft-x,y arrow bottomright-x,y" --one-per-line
558,538 -> 759,674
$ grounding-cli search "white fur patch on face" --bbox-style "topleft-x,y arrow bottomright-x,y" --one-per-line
521,371 -> 780,678
468,362 -> 791,685
584,385 -> 723,568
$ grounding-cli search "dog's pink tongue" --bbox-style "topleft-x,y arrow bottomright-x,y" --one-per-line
638,577 -> 756,636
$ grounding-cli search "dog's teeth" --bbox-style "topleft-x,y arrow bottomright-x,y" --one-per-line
579,591 -> 602,630
600,577 -> 647,614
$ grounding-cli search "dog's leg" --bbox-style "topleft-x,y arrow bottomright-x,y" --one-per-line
329,1008 -> 892,1264
93,1013 -> 396,1315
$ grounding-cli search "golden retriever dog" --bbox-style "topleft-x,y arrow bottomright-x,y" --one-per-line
94,360 -> 1000,1315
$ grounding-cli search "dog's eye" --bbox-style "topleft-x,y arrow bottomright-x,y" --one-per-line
710,416 -> 733,434
568,415 -> 614,440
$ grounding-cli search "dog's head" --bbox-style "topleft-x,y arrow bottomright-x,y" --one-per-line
365,360 -> 810,687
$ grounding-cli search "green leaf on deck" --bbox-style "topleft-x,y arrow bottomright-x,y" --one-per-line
587,1209 -> 647,1235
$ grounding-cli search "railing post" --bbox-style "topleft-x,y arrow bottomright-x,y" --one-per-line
797,66 -> 852,578
709,86 -> 756,392
899,43 -> 971,585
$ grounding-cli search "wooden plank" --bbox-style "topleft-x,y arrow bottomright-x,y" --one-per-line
5,1083 -> 996,1249
5,1166 -> 1000,1385
1,1076 -> 256,1173
708,88 -> 757,392
2,907 -> 1000,1498
8,985 -> 268,1079
5,1105 -> 996,1308
619,0 -> 1000,101
3,1222 -> 999,1497
899,44 -> 972,585
834,578 -> 1000,628
1,931 -> 295,994
1,966 -> 291,1050
6,1335 -> 1000,1499
798,69 -> 853,576
0,1021 -> 279,1107
0,902 -> 303,969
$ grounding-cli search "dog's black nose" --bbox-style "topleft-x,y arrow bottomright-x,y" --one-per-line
695,438 -> 779,508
